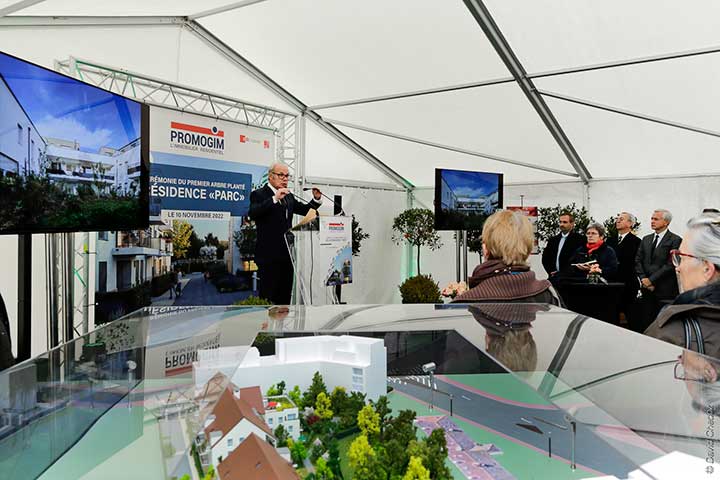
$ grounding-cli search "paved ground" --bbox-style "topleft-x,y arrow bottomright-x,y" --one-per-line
416,415 -> 515,480
151,272 -> 255,307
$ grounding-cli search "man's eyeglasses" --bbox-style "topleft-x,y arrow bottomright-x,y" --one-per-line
271,172 -> 292,180
670,249 -> 702,267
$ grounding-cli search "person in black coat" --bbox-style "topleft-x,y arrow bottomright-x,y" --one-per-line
566,222 -> 619,281
249,162 -> 321,305
606,212 -> 642,321
634,209 -> 682,331
542,212 -> 586,282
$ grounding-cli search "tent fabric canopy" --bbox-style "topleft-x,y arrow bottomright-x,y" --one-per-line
2,0 -> 720,187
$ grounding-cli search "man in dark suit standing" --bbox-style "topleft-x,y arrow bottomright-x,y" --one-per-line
633,209 -> 682,332
249,162 -> 321,305
606,212 -> 642,324
542,212 -> 586,283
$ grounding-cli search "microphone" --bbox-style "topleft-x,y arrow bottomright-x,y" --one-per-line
303,187 -> 346,216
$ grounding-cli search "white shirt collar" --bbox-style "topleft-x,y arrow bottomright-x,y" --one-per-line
561,231 -> 570,238
654,228 -> 668,242
267,183 -> 278,195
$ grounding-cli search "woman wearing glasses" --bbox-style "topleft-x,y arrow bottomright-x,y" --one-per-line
646,213 -> 720,358
565,222 -> 619,282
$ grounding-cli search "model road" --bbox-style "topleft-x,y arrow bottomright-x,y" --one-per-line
390,375 -> 653,478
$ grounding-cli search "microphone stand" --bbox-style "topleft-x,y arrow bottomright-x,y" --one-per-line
301,188 -> 349,305
303,188 -> 346,216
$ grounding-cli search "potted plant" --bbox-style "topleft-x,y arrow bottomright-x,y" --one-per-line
391,208 -> 442,275
351,214 -> 370,257
399,275 -> 442,304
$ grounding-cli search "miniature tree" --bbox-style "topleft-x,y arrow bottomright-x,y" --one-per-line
424,429 -> 451,480
315,392 -> 334,420
348,435 -> 384,480
339,391 -> 366,428
288,438 -> 308,467
381,410 -> 417,476
329,386 -> 348,413
277,380 -> 286,395
274,424 -> 289,447
373,396 -> 392,441
402,456 -> 430,480
357,404 -> 380,439
315,457 -> 335,480
326,440 -> 342,479
303,372 -> 328,408
289,385 -> 303,408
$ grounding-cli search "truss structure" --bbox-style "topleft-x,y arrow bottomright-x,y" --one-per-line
54,56 -> 302,178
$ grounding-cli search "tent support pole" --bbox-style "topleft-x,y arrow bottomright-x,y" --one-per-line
462,0 -> 592,184
325,118 -> 579,178
541,90 -> 720,139
184,20 -> 414,191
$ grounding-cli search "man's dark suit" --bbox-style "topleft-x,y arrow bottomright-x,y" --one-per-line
542,231 -> 586,277
607,232 -> 642,316
633,229 -> 682,331
249,185 -> 320,305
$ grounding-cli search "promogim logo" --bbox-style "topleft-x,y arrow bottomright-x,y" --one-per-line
170,122 -> 225,151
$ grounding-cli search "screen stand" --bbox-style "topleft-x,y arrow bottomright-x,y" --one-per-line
455,231 -> 461,282
455,231 -> 469,283
17,234 -> 32,362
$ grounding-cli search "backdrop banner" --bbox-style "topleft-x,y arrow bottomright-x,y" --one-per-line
94,107 -> 275,324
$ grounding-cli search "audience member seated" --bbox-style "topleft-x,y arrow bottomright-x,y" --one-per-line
646,213 -> 720,357
453,210 -> 561,305
565,222 -> 618,282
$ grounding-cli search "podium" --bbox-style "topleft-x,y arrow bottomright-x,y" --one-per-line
285,212 -> 353,305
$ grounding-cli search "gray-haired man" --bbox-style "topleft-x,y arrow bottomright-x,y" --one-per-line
634,209 -> 682,331
607,212 -> 642,324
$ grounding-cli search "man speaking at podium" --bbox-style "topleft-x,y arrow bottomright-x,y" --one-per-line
249,162 -> 322,304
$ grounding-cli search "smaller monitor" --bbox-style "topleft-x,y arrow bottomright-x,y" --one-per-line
434,168 -> 503,231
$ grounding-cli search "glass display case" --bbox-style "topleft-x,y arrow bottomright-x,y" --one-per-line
0,303 -> 716,480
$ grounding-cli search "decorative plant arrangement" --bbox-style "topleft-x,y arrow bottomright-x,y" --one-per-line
441,281 -> 468,300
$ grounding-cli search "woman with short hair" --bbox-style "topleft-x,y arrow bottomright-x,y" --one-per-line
646,213 -> 720,357
453,210 -> 561,304
566,222 -> 619,281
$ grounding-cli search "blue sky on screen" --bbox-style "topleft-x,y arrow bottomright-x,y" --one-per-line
442,169 -> 500,200
0,52 -> 140,152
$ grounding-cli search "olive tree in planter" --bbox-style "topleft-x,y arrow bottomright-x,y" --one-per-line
352,214 -> 370,257
391,208 -> 442,275
536,203 -> 594,245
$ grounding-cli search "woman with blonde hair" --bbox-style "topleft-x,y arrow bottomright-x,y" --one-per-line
453,210 -> 561,304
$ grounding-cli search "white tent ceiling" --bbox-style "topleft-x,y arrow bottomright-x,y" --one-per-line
2,0 -> 719,187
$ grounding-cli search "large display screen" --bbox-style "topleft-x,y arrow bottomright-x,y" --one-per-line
0,51 -> 149,234
434,168 -> 503,231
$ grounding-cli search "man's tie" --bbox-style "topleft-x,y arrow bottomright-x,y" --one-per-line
650,234 -> 659,258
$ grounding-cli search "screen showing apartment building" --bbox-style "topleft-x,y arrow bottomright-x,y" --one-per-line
0,51 -> 149,234
434,168 -> 503,231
